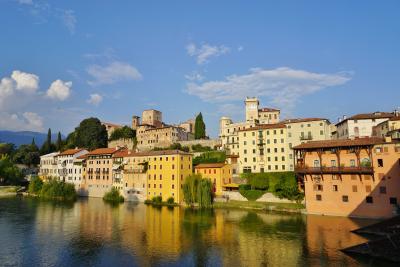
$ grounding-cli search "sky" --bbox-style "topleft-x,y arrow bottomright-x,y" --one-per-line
0,0 -> 399,137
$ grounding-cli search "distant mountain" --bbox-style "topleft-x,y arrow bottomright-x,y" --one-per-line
0,131 -> 62,147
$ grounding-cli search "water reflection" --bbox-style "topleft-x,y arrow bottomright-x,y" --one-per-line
0,197 -> 396,266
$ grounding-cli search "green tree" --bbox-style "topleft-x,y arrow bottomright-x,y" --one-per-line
0,143 -> 15,156
192,151 -> 226,166
183,174 -> 201,205
56,132 -> 63,151
74,118 -> 108,150
197,179 -> 213,208
194,112 -> 206,140
40,128 -> 55,155
109,126 -> 136,141
28,176 -> 43,194
0,155 -> 23,185
31,138 -> 36,146
13,143 -> 40,167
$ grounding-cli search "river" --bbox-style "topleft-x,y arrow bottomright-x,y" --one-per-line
0,197 -> 395,267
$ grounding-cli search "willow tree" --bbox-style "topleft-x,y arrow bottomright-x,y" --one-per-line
197,179 -> 213,208
183,174 -> 201,205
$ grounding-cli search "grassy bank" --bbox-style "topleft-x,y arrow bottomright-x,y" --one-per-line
0,186 -> 22,194
144,196 -> 178,207
213,200 -> 305,213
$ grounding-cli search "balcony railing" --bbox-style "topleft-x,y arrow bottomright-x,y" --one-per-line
295,166 -> 373,174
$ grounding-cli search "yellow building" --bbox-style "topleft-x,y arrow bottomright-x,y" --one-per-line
373,115 -> 400,139
146,150 -> 193,203
195,163 -> 233,196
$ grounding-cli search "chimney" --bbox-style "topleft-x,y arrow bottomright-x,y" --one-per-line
343,115 -> 347,120
338,117 -> 341,123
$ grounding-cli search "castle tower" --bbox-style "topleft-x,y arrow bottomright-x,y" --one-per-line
245,97 -> 259,123
132,115 -> 140,130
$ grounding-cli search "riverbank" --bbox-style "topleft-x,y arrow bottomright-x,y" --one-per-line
0,186 -> 21,197
213,200 -> 305,213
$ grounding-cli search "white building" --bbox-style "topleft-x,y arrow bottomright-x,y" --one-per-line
72,154 -> 88,193
57,149 -> 88,183
335,112 -> 395,139
39,152 -> 60,180
219,97 -> 280,156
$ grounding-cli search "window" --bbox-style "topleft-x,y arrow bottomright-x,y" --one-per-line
333,185 -> 338,192
342,195 -> 349,202
350,159 -> 355,167
316,194 -> 322,201
365,185 -> 371,193
366,196 -> 373,204
390,197 -> 398,205
379,186 -> 387,194
378,159 -> 383,167
244,149 -> 247,154
352,185 -> 357,192
331,160 -> 336,167
314,160 -> 320,167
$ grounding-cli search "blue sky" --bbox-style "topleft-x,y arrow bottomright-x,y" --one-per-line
1,0 -> 399,137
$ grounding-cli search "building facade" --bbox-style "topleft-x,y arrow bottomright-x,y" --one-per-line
85,147 -> 125,198
335,112 -> 395,139
57,149 -> 88,183
294,137 -> 400,218
39,152 -> 60,180
146,150 -> 193,203
195,163 -> 232,196
373,115 -> 400,139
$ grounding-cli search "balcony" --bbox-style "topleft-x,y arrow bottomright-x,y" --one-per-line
300,134 -> 313,141
295,165 -> 374,174
124,168 -> 146,174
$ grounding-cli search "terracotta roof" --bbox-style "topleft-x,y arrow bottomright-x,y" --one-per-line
113,149 -> 134,158
258,107 -> 280,112
87,147 -> 124,156
239,123 -> 286,132
76,154 -> 88,160
293,137 -> 384,150
336,112 -> 394,125
195,163 -> 226,169
102,122 -> 123,128
389,116 -> 400,121
59,148 -> 84,156
282,118 -> 329,124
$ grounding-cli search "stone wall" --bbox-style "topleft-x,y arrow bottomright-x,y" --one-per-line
256,192 -> 300,203
178,139 -> 221,149
108,139 -> 135,149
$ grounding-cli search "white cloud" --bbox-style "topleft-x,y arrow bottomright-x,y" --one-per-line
0,112 -> 44,132
186,67 -> 352,109
185,71 -> 204,82
0,78 -> 14,99
46,80 -> 72,101
87,61 -> 142,86
11,70 -> 39,93
186,42 -> 230,64
87,93 -> 103,106
61,9 -> 76,34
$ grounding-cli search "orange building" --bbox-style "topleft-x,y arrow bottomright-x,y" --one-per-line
85,147 -> 125,197
294,137 -> 400,218
194,163 -> 233,196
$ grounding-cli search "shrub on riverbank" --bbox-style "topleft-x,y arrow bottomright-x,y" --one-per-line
28,177 -> 76,201
39,179 -> 77,201
28,176 -> 43,194
103,187 -> 124,203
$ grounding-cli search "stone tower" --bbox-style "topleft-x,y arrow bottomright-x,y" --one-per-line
245,97 -> 259,123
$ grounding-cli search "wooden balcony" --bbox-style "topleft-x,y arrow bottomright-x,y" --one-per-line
295,166 -> 374,174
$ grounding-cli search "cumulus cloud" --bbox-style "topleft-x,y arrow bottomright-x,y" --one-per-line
186,42 -> 230,64
87,93 -> 103,106
11,70 -> 39,93
186,67 -> 352,109
87,61 -> 142,86
0,112 -> 44,132
0,78 -> 14,99
46,80 -> 72,101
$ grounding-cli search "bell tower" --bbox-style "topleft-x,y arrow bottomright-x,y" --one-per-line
245,97 -> 259,123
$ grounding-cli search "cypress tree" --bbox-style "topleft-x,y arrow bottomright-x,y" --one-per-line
194,112 -> 206,140
56,132 -> 62,151
47,128 -> 52,148
31,138 -> 36,146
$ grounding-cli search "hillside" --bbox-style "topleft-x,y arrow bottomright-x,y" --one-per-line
0,131 -> 62,147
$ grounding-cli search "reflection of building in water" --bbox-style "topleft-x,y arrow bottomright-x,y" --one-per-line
304,215 -> 374,266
